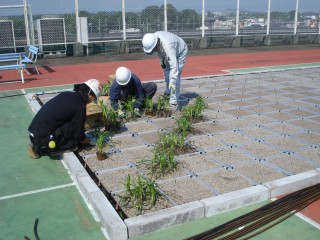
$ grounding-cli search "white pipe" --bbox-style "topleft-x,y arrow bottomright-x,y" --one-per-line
201,0 -> 205,37
23,0 -> 30,45
122,0 -> 126,40
236,0 -> 240,36
294,0 -> 299,34
75,0 -> 80,42
164,0 -> 167,31
266,0 -> 271,35
28,4 -> 35,45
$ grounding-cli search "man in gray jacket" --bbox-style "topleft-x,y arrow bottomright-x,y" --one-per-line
142,31 -> 188,108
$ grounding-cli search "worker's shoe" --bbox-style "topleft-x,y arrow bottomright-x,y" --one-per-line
164,89 -> 170,96
28,144 -> 40,159
169,103 -> 178,110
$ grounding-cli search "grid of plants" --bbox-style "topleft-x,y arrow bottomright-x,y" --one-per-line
77,84 -> 209,218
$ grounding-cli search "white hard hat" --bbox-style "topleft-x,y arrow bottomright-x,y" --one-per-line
142,33 -> 157,54
84,79 -> 101,98
115,66 -> 131,85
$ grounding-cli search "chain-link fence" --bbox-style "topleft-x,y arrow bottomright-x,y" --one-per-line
0,0 -> 319,53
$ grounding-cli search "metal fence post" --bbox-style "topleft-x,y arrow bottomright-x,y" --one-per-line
294,0 -> 299,34
202,0 -> 205,37
23,0 -> 30,45
267,0 -> 271,35
122,0 -> 126,40
236,0 -> 240,36
75,0 -> 80,42
164,0 -> 167,31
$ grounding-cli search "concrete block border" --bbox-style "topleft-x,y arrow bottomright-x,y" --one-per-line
200,185 -> 269,217
63,153 -> 320,240
125,201 -> 204,238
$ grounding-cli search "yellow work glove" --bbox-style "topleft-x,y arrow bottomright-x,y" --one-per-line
117,109 -> 125,118
134,108 -> 141,117
169,82 -> 176,93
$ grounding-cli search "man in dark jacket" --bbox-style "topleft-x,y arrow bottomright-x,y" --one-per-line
27,79 -> 102,159
109,66 -> 157,117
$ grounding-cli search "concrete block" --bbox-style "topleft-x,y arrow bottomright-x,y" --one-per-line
91,191 -> 128,240
125,201 -> 204,238
77,175 -> 100,203
264,170 -> 320,198
73,42 -> 84,57
200,185 -> 269,217
231,36 -> 241,47
63,154 -> 87,179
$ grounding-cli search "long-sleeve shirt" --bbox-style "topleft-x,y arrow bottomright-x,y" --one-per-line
154,31 -> 188,84
109,73 -> 144,110
28,91 -> 87,143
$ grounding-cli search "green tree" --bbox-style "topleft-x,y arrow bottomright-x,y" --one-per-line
140,6 -> 162,32
180,9 -> 201,30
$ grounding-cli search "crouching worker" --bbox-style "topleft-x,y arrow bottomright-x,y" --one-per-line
27,79 -> 102,159
109,66 -> 157,117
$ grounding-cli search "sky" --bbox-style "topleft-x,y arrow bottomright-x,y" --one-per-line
1,0 -> 319,14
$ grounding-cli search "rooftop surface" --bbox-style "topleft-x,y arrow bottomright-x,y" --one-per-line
0,44 -> 319,239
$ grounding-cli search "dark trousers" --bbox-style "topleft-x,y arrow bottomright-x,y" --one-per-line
29,121 -> 77,155
119,82 -> 157,103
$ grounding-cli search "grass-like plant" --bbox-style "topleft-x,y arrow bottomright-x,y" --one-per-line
176,116 -> 192,137
118,174 -> 161,213
156,95 -> 170,117
99,101 -> 120,132
158,130 -> 186,152
194,95 -> 206,111
121,96 -> 137,120
138,147 -> 177,179
144,97 -> 154,112
182,96 -> 206,121
101,82 -> 111,96
95,131 -> 111,160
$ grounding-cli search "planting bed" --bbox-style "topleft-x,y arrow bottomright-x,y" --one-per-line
32,67 -> 320,239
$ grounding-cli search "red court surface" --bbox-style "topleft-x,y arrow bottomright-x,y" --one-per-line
0,48 -> 320,91
0,46 -> 319,228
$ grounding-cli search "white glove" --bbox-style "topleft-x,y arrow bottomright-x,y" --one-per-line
134,108 -> 141,117
117,109 -> 125,118
169,82 -> 176,93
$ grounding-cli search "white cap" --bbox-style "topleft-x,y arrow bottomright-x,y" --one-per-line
84,79 -> 101,98
115,67 -> 131,85
142,33 -> 157,54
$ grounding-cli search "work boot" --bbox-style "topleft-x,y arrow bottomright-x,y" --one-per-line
28,144 -> 40,159
164,89 -> 170,96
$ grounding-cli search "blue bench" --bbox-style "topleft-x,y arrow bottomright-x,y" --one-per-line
22,45 -> 40,75
0,52 -> 26,83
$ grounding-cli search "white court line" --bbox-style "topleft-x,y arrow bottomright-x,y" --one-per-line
296,212 -> 320,230
0,183 -> 75,201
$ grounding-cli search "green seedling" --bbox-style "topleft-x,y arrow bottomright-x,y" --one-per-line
182,96 -> 206,121
101,82 -> 111,96
99,101 -> 120,132
121,96 -> 137,120
159,130 -> 186,152
144,97 -> 154,112
95,130 -> 113,160
194,96 -> 206,111
138,147 -> 177,179
118,174 -> 161,213
156,95 -> 170,117
176,116 -> 192,137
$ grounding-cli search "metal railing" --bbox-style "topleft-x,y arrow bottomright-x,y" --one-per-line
0,0 -> 319,52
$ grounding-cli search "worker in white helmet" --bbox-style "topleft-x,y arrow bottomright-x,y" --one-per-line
142,31 -> 188,108
27,79 -> 102,159
109,66 -> 157,117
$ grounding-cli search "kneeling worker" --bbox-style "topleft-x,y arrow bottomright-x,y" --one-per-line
109,66 -> 157,117
28,79 -> 102,159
